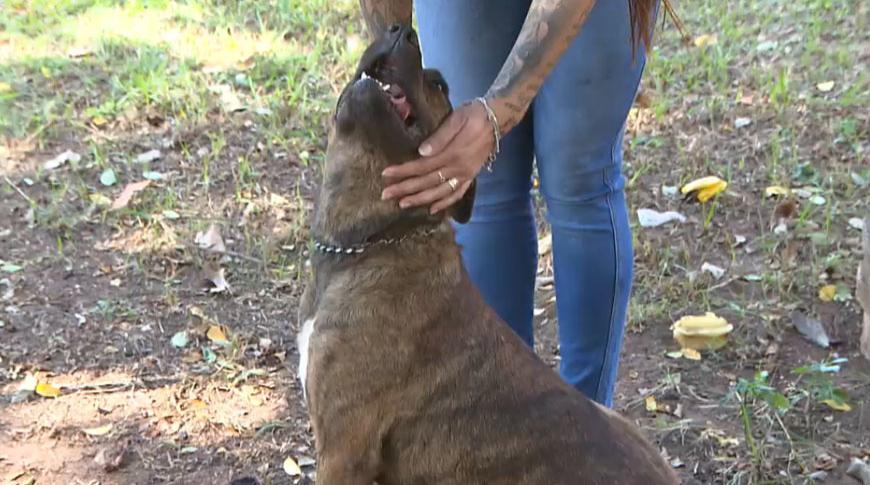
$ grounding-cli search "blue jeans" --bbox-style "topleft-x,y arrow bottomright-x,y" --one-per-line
416,0 -> 650,406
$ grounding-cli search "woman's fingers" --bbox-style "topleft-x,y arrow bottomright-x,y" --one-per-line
417,108 -> 468,156
381,155 -> 443,179
430,180 -> 473,214
381,101 -> 493,210
397,179 -> 457,209
382,169 -> 449,201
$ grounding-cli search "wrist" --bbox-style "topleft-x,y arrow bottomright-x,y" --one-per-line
484,94 -> 526,135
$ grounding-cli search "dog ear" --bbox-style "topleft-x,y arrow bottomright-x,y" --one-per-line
450,178 -> 476,224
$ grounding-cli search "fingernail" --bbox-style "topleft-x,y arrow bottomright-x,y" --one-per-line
382,168 -> 393,176
381,191 -> 389,200
399,200 -> 409,209
418,144 -> 431,156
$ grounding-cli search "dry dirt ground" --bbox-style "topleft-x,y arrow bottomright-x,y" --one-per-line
1,1 -> 868,484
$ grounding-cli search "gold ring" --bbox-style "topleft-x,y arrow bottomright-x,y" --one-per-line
437,171 -> 446,184
447,177 -> 459,192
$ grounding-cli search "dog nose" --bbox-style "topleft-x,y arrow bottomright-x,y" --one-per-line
388,24 -> 419,48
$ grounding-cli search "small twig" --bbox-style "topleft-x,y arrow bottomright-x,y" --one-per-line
57,375 -> 183,395
3,176 -> 35,205
707,275 -> 739,292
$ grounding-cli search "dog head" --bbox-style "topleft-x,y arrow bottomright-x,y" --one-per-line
314,25 -> 475,245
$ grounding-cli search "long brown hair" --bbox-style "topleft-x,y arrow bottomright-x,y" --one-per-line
628,0 -> 686,54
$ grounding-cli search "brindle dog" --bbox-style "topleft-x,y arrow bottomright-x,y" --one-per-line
298,25 -> 679,485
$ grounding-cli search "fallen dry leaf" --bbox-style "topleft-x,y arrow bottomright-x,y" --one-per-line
35,382 -> 61,398
44,150 -> 81,170
203,265 -> 231,293
91,116 -> 109,128
816,81 -> 835,92
764,185 -> 790,198
207,325 -> 230,345
820,399 -> 851,412
89,192 -> 112,207
189,305 -> 208,320
181,350 -> 203,363
814,452 -> 838,471
818,284 -> 836,302
283,456 -> 303,476
82,424 -> 114,436
790,311 -> 830,348
195,224 -> 227,253
94,442 -> 127,472
110,180 -> 152,211
693,34 -> 718,47
645,395 -> 658,412
681,348 -> 702,360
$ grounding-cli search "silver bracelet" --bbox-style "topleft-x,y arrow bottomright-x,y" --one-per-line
475,97 -> 501,172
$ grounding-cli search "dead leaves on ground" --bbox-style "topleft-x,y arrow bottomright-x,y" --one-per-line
790,311 -> 831,348
110,180 -> 152,211
195,224 -> 233,294
171,306 -> 238,363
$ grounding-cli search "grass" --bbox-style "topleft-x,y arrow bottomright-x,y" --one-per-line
0,0 -> 868,483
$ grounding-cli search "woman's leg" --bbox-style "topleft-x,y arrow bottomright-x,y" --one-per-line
533,1 -> 654,406
416,0 -> 538,346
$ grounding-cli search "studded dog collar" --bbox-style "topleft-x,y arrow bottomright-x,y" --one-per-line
312,225 -> 441,255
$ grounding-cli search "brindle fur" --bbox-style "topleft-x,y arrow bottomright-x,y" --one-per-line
299,27 -> 679,485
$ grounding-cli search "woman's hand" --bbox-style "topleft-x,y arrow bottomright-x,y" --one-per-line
380,100 -> 495,214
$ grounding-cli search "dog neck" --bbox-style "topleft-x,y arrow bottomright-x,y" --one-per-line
312,162 -> 444,251
312,223 -> 443,256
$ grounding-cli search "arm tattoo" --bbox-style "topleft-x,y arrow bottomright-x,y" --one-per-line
358,0 -> 412,40
486,0 -> 596,133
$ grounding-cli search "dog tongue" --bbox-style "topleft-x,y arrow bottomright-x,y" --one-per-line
390,95 -> 411,121
386,84 -> 411,121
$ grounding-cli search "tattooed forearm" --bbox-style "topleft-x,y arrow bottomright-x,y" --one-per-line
486,0 -> 596,133
358,0 -> 413,40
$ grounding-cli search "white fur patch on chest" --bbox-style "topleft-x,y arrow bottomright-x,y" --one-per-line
297,317 -> 316,399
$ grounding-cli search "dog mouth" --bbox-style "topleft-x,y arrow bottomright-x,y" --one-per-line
353,59 -> 417,131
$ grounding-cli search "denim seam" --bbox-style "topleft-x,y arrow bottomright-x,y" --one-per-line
594,54 -> 646,405
593,169 -> 620,405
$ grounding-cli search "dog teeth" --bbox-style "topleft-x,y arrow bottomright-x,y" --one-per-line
359,72 -> 391,92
